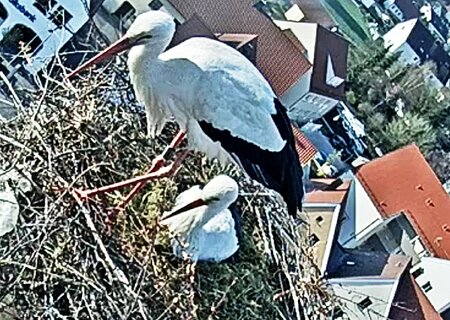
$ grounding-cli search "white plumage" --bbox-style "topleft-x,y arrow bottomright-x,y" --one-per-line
67,10 -> 305,218
126,11 -> 285,160
161,175 -> 239,262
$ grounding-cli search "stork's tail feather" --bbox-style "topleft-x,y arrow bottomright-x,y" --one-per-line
198,99 -> 304,217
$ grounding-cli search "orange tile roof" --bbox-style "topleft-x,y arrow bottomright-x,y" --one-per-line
356,144 -> 450,259
167,0 -> 312,95
305,179 -> 351,204
291,124 -> 318,166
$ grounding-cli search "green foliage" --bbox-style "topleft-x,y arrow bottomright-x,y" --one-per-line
383,113 -> 437,153
321,0 -> 371,44
346,41 -> 450,180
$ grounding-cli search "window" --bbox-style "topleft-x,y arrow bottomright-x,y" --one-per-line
33,0 -> 57,15
316,216 -> 324,224
0,2 -> 7,25
114,1 -> 136,31
308,234 -> 320,246
332,306 -> 344,319
411,267 -> 424,278
422,281 -> 432,292
148,0 -> 163,10
357,297 -> 372,311
0,24 -> 43,65
50,6 -> 73,27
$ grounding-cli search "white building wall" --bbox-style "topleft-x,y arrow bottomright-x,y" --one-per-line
102,0 -> 185,23
393,43 -> 444,88
282,71 -> 338,124
280,69 -> 311,107
411,257 -> 450,314
361,0 -> 376,9
0,0 -> 89,74
395,42 -> 420,65
386,3 -> 405,21
329,278 -> 398,320
338,173 -> 384,248
273,21 -> 317,63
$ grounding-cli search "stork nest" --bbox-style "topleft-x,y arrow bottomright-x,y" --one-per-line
0,58 -> 335,319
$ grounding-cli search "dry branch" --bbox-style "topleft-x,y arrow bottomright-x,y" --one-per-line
0,32 -> 338,320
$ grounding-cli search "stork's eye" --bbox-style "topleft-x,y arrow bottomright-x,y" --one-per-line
206,196 -> 220,203
137,34 -> 152,43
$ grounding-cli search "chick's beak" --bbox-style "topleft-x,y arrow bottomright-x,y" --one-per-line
161,198 -> 206,221
66,35 -> 133,79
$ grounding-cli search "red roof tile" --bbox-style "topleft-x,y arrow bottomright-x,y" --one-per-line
166,0 -> 312,95
291,124 -> 317,166
356,144 -> 450,259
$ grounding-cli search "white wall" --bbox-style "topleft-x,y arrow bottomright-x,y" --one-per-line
329,278 -> 398,320
394,43 -> 444,88
274,21 -> 317,63
411,257 -> 450,314
283,77 -> 339,124
361,0 -> 376,9
338,173 -> 384,248
0,0 -> 90,74
102,0 -> 185,23
280,69 -> 311,107
386,3 -> 404,21
395,42 -> 420,65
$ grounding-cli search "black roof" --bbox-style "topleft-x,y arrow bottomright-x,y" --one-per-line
408,20 -> 450,84
395,0 -> 420,20
430,9 -> 450,39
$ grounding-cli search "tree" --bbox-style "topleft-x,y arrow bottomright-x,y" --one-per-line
383,113 -> 437,153
427,149 -> 450,183
346,41 -> 450,181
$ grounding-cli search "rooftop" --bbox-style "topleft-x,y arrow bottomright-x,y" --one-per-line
394,0 -> 420,20
328,250 -> 410,279
290,0 -> 336,27
384,18 -> 450,84
390,273 -> 443,319
328,250 -> 442,319
166,0 -> 312,95
291,124 -> 318,166
356,144 -> 450,259
305,178 -> 352,204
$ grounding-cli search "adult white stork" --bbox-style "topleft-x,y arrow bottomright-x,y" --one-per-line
67,10 -> 304,217
161,175 -> 241,262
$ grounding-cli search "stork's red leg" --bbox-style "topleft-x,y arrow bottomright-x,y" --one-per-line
115,130 -> 187,209
115,149 -> 189,211
72,130 -> 187,202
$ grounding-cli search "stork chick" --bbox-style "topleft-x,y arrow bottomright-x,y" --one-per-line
161,175 -> 240,262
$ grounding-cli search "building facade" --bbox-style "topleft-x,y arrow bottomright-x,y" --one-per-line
0,0 -> 90,87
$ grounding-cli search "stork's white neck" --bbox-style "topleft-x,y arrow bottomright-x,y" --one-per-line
127,43 -> 177,137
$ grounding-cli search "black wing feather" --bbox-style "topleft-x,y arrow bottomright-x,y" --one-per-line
198,99 -> 304,217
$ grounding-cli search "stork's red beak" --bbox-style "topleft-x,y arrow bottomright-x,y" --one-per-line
161,198 -> 206,221
66,36 -> 133,79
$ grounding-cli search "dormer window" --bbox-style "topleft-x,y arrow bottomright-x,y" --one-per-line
114,1 -> 136,32
0,2 -> 8,26
326,54 -> 344,88
309,233 -> 320,246
357,297 -> 372,311
148,0 -> 163,10
34,0 -> 56,16
422,281 -> 432,292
